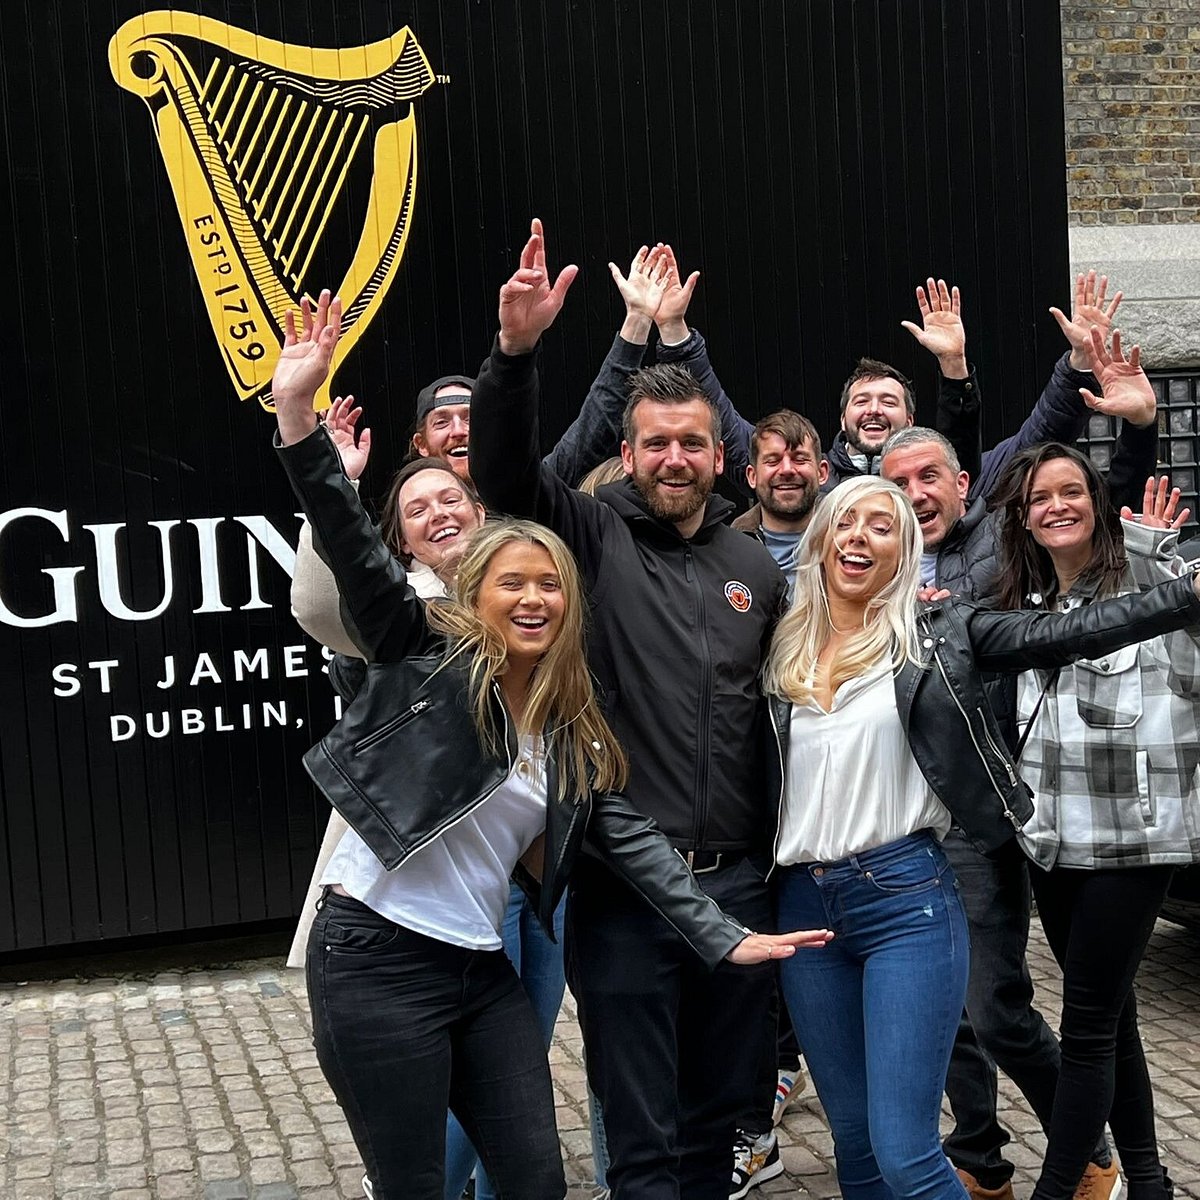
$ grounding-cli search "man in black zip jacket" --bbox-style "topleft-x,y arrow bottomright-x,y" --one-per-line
879,299 -> 1157,1200
469,223 -> 788,1200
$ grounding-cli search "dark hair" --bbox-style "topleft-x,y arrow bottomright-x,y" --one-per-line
621,363 -> 721,446
378,457 -> 483,562
839,358 -> 915,417
989,442 -> 1126,611
750,409 -> 823,464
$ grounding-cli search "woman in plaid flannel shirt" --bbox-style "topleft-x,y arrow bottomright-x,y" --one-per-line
991,332 -> 1198,1200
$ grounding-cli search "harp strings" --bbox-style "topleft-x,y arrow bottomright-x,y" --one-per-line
195,55 -> 368,293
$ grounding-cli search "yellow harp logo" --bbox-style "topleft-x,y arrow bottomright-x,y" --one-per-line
109,12 -> 435,409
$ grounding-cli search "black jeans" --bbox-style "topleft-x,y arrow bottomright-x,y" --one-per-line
941,832 -> 1108,1187
1030,864 -> 1174,1200
306,892 -> 565,1200
566,854 -> 774,1200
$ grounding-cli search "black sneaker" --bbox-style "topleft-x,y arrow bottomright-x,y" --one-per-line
730,1129 -> 784,1198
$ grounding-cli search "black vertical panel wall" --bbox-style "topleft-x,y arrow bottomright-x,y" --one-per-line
0,0 -> 1068,952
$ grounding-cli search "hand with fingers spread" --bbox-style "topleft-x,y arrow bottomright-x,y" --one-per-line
654,243 -> 701,344
1121,475 -> 1191,532
273,289 -> 342,445
725,926 -> 834,965
1079,326 -> 1157,429
497,217 -> 579,357
901,278 -> 968,380
1049,268 -> 1123,374
323,394 -> 371,481
608,245 -> 672,343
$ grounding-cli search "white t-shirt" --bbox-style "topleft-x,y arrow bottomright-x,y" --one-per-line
323,735 -> 548,949
777,663 -> 950,864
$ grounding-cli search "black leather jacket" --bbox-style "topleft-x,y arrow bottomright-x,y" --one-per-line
767,579 -> 1200,856
276,427 -> 749,967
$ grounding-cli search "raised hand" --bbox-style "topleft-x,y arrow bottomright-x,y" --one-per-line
725,926 -> 834,965
1120,475 -> 1190,530
1079,327 -> 1157,428
609,245 -> 671,318
323,394 -> 371,481
900,278 -> 967,379
497,217 -> 579,356
1049,269 -> 1123,374
654,244 -> 701,343
273,290 -> 341,444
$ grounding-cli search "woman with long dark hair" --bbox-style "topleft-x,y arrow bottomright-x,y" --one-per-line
271,291 -> 829,1200
987,331 -> 1199,1200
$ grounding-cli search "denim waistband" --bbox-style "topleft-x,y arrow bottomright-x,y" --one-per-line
803,830 -> 940,877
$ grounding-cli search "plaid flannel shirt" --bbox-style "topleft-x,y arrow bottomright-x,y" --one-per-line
1017,519 -> 1200,870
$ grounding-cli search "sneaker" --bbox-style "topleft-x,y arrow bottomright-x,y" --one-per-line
955,1169 -> 1015,1200
361,1176 -> 375,1200
1074,1162 -> 1122,1200
772,1065 -> 808,1125
731,1129 -> 784,1199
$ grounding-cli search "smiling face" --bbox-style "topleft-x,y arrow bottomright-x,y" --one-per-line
881,440 -> 969,551
842,377 -> 913,455
823,496 -> 903,605
397,469 -> 485,570
475,542 -> 566,664
746,432 -> 828,529
413,388 -> 472,477
1025,458 -> 1096,556
621,398 -> 724,532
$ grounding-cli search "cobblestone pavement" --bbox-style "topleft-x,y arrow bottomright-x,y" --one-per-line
2,917 -> 1200,1199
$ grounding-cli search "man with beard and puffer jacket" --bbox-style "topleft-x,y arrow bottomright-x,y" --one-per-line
469,221 -> 788,1200
879,293 -> 1157,1200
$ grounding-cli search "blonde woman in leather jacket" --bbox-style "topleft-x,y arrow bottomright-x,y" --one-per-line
271,292 -> 831,1200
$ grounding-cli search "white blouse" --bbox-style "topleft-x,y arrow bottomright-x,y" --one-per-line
777,663 -> 950,865
323,735 -> 548,950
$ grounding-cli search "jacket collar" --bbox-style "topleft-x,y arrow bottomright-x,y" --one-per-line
938,496 -> 989,552
597,476 -> 736,541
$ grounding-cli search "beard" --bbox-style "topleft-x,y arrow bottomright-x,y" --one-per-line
632,464 -> 715,525
758,477 -> 819,524
844,419 -> 895,456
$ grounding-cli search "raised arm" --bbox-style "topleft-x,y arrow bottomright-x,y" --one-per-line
651,244 -> 755,494
970,271 -> 1124,500
1121,477 -> 1200,687
470,220 -> 613,584
541,245 -> 668,485
1078,325 -> 1159,513
903,278 -> 982,483
273,292 -> 428,662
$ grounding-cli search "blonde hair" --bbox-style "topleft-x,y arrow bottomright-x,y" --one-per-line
577,456 -> 626,497
425,519 -> 628,797
762,477 -> 926,704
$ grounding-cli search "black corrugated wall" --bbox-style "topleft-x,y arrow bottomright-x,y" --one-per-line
0,0 -> 1069,952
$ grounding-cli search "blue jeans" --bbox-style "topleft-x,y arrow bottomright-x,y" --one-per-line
444,884 -> 567,1200
776,832 -> 970,1200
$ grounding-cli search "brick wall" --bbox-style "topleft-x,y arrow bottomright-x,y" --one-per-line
1061,1 -> 1200,226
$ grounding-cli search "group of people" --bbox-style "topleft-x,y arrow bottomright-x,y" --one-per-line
271,219 -> 1200,1200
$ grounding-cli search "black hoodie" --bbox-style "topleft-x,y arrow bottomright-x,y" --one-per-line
471,341 -> 788,852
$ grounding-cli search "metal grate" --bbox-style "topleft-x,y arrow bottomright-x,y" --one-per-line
1080,371 -> 1200,532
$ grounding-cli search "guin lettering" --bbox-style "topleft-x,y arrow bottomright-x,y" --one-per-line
0,507 -> 303,628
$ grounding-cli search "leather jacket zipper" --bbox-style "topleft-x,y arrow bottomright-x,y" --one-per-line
353,699 -> 433,753
395,687 -> 515,857
767,704 -> 787,881
977,707 -> 1019,788
931,650 -> 1019,829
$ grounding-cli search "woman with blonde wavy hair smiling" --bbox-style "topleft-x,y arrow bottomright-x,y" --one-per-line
760,475 -> 1200,1200
270,289 -> 831,1200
